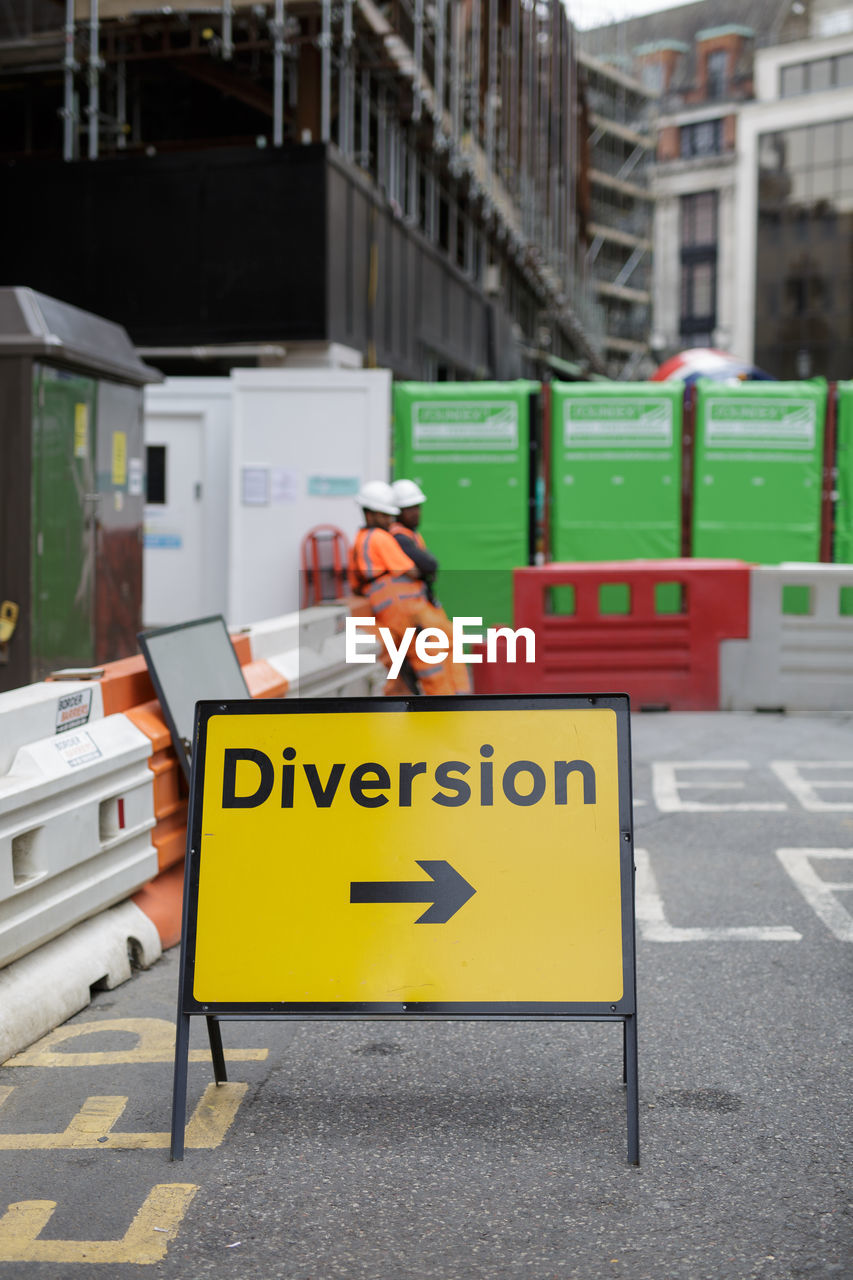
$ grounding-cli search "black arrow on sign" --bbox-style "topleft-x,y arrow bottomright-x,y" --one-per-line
350,860 -> 476,924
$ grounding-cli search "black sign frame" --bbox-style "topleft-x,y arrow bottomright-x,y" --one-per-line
170,693 -> 638,1163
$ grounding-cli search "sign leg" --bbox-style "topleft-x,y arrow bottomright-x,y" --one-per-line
170,1013 -> 191,1161
624,1014 -> 640,1165
206,1016 -> 228,1083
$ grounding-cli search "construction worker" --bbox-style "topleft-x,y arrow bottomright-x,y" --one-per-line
388,479 -> 439,601
348,480 -> 455,696
390,479 -> 472,694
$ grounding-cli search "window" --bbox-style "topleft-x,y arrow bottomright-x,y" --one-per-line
680,118 -> 723,158
780,63 -> 806,97
813,122 -> 836,166
641,61 -> 664,94
706,50 -> 728,100
681,190 -> 717,246
145,445 -> 166,504
681,259 -> 717,327
680,191 -> 718,339
780,54 -> 853,97
755,117 -> 853,379
682,331 -> 713,349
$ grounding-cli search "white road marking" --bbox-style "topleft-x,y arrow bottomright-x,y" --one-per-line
634,848 -> 802,942
776,848 -> 853,942
770,762 -> 853,812
651,761 -> 788,812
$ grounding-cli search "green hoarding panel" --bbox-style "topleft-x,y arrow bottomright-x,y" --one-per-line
835,382 -> 853,565
692,379 -> 827,563
393,382 -> 538,628
549,382 -> 683,564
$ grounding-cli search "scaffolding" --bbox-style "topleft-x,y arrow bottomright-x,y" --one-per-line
1,0 -> 608,373
578,48 -> 656,378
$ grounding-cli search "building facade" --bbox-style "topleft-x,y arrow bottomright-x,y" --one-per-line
583,0 -> 853,381
736,25 -> 853,377
577,49 -> 657,379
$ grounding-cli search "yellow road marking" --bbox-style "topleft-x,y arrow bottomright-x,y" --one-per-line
0,1184 -> 198,1264
0,1082 -> 247,1149
183,1082 -> 246,1148
5,1018 -> 267,1067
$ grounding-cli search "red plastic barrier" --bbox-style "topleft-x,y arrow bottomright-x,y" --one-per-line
473,559 -> 752,711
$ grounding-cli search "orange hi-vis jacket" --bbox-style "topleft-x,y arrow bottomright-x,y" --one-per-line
388,523 -> 472,696
348,526 -> 456,695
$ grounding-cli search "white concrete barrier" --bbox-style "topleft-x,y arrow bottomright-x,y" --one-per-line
0,899 -> 161,1064
0,710 -> 157,968
720,564 -> 853,713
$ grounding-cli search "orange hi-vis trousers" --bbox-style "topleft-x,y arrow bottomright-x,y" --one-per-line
362,573 -> 458,696
387,524 -> 472,695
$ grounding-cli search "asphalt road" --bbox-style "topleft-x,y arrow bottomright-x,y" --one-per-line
1,711 -> 851,1279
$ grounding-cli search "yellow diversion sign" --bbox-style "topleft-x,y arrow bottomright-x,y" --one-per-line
182,695 -> 635,1012
172,694 -> 639,1162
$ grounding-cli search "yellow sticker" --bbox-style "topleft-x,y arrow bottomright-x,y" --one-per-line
111,430 -> 127,486
73,403 -> 88,458
192,707 -> 625,1005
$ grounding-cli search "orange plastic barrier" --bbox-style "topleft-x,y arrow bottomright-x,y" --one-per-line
94,638 -> 288,950
473,559 -> 752,711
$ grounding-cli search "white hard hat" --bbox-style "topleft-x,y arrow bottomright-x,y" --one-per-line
391,478 -> 427,507
356,479 -> 399,515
